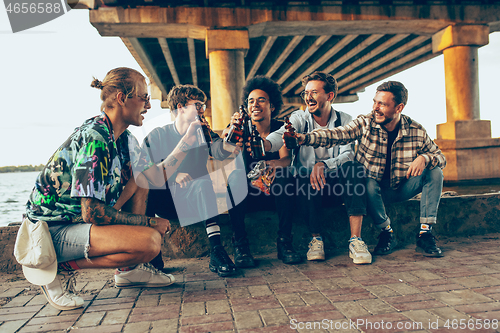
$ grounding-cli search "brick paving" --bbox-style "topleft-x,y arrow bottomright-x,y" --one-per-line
2,234 -> 500,332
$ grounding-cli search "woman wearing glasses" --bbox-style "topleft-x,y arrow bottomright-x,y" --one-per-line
23,67 -> 177,311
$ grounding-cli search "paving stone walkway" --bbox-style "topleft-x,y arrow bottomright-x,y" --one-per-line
2,234 -> 500,333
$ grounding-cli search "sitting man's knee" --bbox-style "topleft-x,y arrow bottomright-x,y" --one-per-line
365,178 -> 379,196
427,167 -> 444,182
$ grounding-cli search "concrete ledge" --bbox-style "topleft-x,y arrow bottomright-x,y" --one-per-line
1,192 -> 499,272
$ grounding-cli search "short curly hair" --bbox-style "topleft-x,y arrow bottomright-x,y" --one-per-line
166,84 -> 207,116
301,71 -> 338,99
376,81 -> 408,106
241,76 -> 283,115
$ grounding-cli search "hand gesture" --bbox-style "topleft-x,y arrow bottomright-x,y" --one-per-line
230,112 -> 241,126
310,162 -> 326,190
296,133 -> 306,145
186,118 -> 202,137
175,172 -> 193,188
150,217 -> 171,237
406,155 -> 426,179
266,160 -> 277,182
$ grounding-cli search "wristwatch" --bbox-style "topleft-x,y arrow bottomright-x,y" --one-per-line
147,217 -> 158,227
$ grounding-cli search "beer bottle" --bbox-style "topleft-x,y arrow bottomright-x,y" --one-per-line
224,106 -> 245,144
196,115 -> 212,146
283,116 -> 299,149
240,105 -> 253,140
250,125 -> 266,158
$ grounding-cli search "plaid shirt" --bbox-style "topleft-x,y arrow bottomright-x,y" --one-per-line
304,112 -> 446,188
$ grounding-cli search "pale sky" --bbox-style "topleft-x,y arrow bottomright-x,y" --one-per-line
0,9 -> 499,167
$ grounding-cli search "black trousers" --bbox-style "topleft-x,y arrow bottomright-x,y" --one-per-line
226,167 -> 295,242
295,161 -> 367,234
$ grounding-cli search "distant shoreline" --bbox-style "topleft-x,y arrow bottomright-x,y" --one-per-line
0,165 -> 44,173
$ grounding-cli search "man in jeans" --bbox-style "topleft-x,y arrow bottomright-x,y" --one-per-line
295,81 -> 446,257
264,72 -> 370,264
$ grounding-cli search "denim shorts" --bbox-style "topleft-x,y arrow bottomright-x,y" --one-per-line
48,223 -> 92,263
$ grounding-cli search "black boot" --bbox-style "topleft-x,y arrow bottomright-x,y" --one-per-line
416,233 -> 443,257
209,245 -> 237,277
277,236 -> 301,264
373,230 -> 397,255
233,238 -> 256,268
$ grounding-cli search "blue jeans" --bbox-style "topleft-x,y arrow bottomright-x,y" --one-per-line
366,167 -> 443,228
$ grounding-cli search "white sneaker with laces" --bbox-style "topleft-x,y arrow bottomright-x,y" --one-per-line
307,237 -> 325,261
349,237 -> 372,264
115,263 -> 175,288
40,271 -> 84,311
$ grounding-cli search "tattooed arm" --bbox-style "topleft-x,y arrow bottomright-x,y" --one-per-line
82,197 -> 148,226
82,197 -> 171,235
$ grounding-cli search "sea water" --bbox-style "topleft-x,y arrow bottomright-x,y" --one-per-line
0,171 -> 39,227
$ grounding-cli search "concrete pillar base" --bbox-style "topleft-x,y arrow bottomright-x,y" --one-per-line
435,137 -> 500,182
436,119 -> 492,140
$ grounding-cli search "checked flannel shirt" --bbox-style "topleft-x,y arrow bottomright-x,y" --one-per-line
304,112 -> 446,189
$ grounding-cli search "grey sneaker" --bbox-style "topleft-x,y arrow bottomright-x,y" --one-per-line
40,271 -> 84,311
349,237 -> 372,264
307,237 -> 325,261
115,263 -> 175,288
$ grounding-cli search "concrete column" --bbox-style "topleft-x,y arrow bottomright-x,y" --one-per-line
209,50 -> 246,130
432,25 -> 490,141
443,46 -> 480,123
206,29 -> 249,132
432,25 -> 500,182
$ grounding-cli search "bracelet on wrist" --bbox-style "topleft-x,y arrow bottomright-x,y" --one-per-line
303,134 -> 310,145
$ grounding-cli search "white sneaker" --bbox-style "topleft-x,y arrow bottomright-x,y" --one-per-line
115,263 -> 175,288
40,271 -> 84,311
349,237 -> 372,264
307,237 -> 325,261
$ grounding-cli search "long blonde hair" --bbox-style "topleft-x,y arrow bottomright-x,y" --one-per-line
91,67 -> 145,111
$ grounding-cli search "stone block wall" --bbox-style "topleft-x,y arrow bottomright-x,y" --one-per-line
1,193 -> 499,272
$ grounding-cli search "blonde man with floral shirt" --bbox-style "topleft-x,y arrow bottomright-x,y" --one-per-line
295,81 -> 446,257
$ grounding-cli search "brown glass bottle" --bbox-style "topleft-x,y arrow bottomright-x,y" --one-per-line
196,115 -> 212,145
240,105 -> 253,140
283,116 -> 299,149
250,125 -> 265,159
224,108 -> 245,144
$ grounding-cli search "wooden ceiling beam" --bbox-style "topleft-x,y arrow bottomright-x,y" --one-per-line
158,38 -> 180,86
329,34 -> 409,83
246,36 -> 278,81
341,43 -> 432,94
338,35 -> 429,94
282,34 -> 359,94
122,37 -> 168,98
265,35 -> 304,78
187,38 -> 198,86
293,34 -> 385,95
276,35 -> 330,85
89,6 -> 500,38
